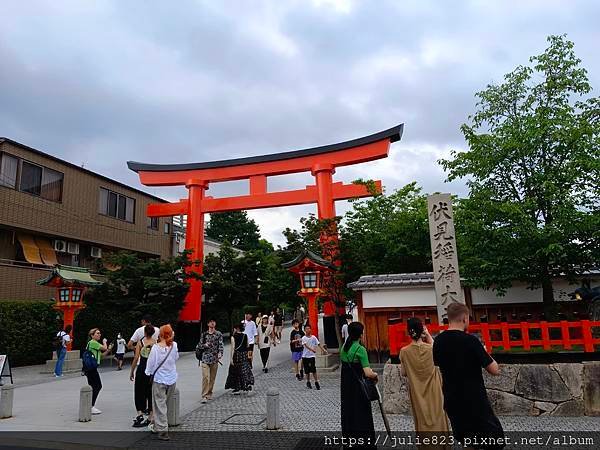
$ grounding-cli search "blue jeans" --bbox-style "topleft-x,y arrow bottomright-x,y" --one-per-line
54,346 -> 66,376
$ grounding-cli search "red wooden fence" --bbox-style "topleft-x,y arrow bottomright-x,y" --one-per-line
388,319 -> 600,359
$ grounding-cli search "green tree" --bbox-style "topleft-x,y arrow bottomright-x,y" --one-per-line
74,251 -> 194,349
202,241 -> 260,330
206,211 -> 261,251
440,35 -> 600,311
340,182 -> 432,285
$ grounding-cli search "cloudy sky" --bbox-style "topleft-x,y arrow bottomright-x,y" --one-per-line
1,0 -> 598,245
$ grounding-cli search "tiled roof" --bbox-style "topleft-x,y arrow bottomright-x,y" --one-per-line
348,268 -> 600,291
347,272 -> 434,290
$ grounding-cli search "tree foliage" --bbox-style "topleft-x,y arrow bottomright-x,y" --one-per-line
202,241 -> 260,330
206,211 -> 261,251
74,252 -> 193,349
340,182 -> 432,285
440,35 -> 600,308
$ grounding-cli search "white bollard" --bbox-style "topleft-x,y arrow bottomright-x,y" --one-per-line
0,384 -> 15,419
79,385 -> 92,422
266,388 -> 280,430
167,387 -> 180,426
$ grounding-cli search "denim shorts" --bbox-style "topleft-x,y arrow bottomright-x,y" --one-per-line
291,350 -> 303,362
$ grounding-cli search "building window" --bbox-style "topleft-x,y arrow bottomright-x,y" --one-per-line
149,217 -> 159,230
41,167 -> 63,202
99,187 -> 135,223
0,153 -> 18,188
0,153 -> 63,201
164,222 -> 171,234
20,161 -> 43,196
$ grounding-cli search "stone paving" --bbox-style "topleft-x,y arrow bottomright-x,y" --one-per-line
132,359 -> 600,449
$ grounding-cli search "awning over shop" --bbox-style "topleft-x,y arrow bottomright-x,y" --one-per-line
17,234 -> 44,265
35,237 -> 58,266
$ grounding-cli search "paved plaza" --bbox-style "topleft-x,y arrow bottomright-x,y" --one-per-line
1,325 -> 599,449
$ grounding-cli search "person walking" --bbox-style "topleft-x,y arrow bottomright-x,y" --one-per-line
54,324 -> 72,377
400,317 -> 449,445
85,328 -> 113,414
128,315 -> 159,350
290,319 -> 304,380
273,307 -> 283,344
225,323 -> 255,394
129,324 -> 156,427
433,303 -> 504,448
340,321 -> 378,448
200,318 -> 224,403
301,324 -> 328,390
293,304 -> 305,326
242,312 -> 258,368
257,315 -> 274,373
145,324 -> 179,441
114,333 -> 127,370
341,314 -> 352,343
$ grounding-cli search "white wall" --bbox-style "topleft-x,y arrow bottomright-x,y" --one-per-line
362,287 -> 438,308
360,277 -> 600,309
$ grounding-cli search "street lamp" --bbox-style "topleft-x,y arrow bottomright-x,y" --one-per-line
37,265 -> 102,350
282,249 -> 337,339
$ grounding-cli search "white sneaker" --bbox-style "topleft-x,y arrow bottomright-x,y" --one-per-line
91,407 -> 102,415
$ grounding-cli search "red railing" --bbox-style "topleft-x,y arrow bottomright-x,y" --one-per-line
388,319 -> 600,359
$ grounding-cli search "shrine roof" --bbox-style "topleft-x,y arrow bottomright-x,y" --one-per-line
281,249 -> 337,271
128,124 -> 403,173
348,272 -> 435,290
37,265 -> 103,287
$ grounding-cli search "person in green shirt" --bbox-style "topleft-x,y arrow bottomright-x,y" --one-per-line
340,321 -> 378,448
86,328 -> 113,414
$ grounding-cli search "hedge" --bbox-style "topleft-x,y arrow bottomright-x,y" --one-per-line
0,300 -> 59,367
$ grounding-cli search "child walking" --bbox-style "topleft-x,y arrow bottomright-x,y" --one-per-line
290,319 -> 304,380
301,324 -> 328,390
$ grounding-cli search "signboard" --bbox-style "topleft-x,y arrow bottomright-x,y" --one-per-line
427,194 -> 464,322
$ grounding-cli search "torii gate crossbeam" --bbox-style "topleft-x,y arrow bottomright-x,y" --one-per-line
128,124 -> 403,322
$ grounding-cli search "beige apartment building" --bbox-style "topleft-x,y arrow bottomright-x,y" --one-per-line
0,137 -> 175,301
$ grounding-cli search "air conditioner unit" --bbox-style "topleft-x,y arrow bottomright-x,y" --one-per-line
54,240 -> 67,253
67,242 -> 80,255
90,246 -> 102,258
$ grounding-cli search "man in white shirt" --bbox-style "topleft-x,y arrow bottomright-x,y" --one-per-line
242,312 -> 258,368
128,315 -> 159,350
54,325 -> 72,377
341,314 -> 353,343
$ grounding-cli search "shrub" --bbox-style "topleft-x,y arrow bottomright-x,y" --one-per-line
0,300 -> 59,367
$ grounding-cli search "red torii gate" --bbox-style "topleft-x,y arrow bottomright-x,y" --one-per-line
128,124 -> 403,322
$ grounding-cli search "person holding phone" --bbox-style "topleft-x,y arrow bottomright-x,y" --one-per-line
400,317 -> 449,443
86,328 -> 113,414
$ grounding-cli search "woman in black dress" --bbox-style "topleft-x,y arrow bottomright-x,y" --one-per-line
340,321 -> 378,448
225,323 -> 255,393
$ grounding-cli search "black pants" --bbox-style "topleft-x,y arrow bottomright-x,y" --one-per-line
260,347 -> 270,368
86,368 -> 102,406
134,364 -> 152,413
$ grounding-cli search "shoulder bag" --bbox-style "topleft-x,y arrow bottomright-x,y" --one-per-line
349,344 -> 379,402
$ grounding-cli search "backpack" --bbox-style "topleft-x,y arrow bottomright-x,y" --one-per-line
53,331 -> 64,350
81,342 -> 99,372
195,332 -> 207,361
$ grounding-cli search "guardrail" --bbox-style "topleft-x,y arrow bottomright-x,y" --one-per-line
388,319 -> 600,361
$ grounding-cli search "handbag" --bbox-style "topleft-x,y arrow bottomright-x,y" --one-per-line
149,344 -> 174,384
349,345 -> 379,402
